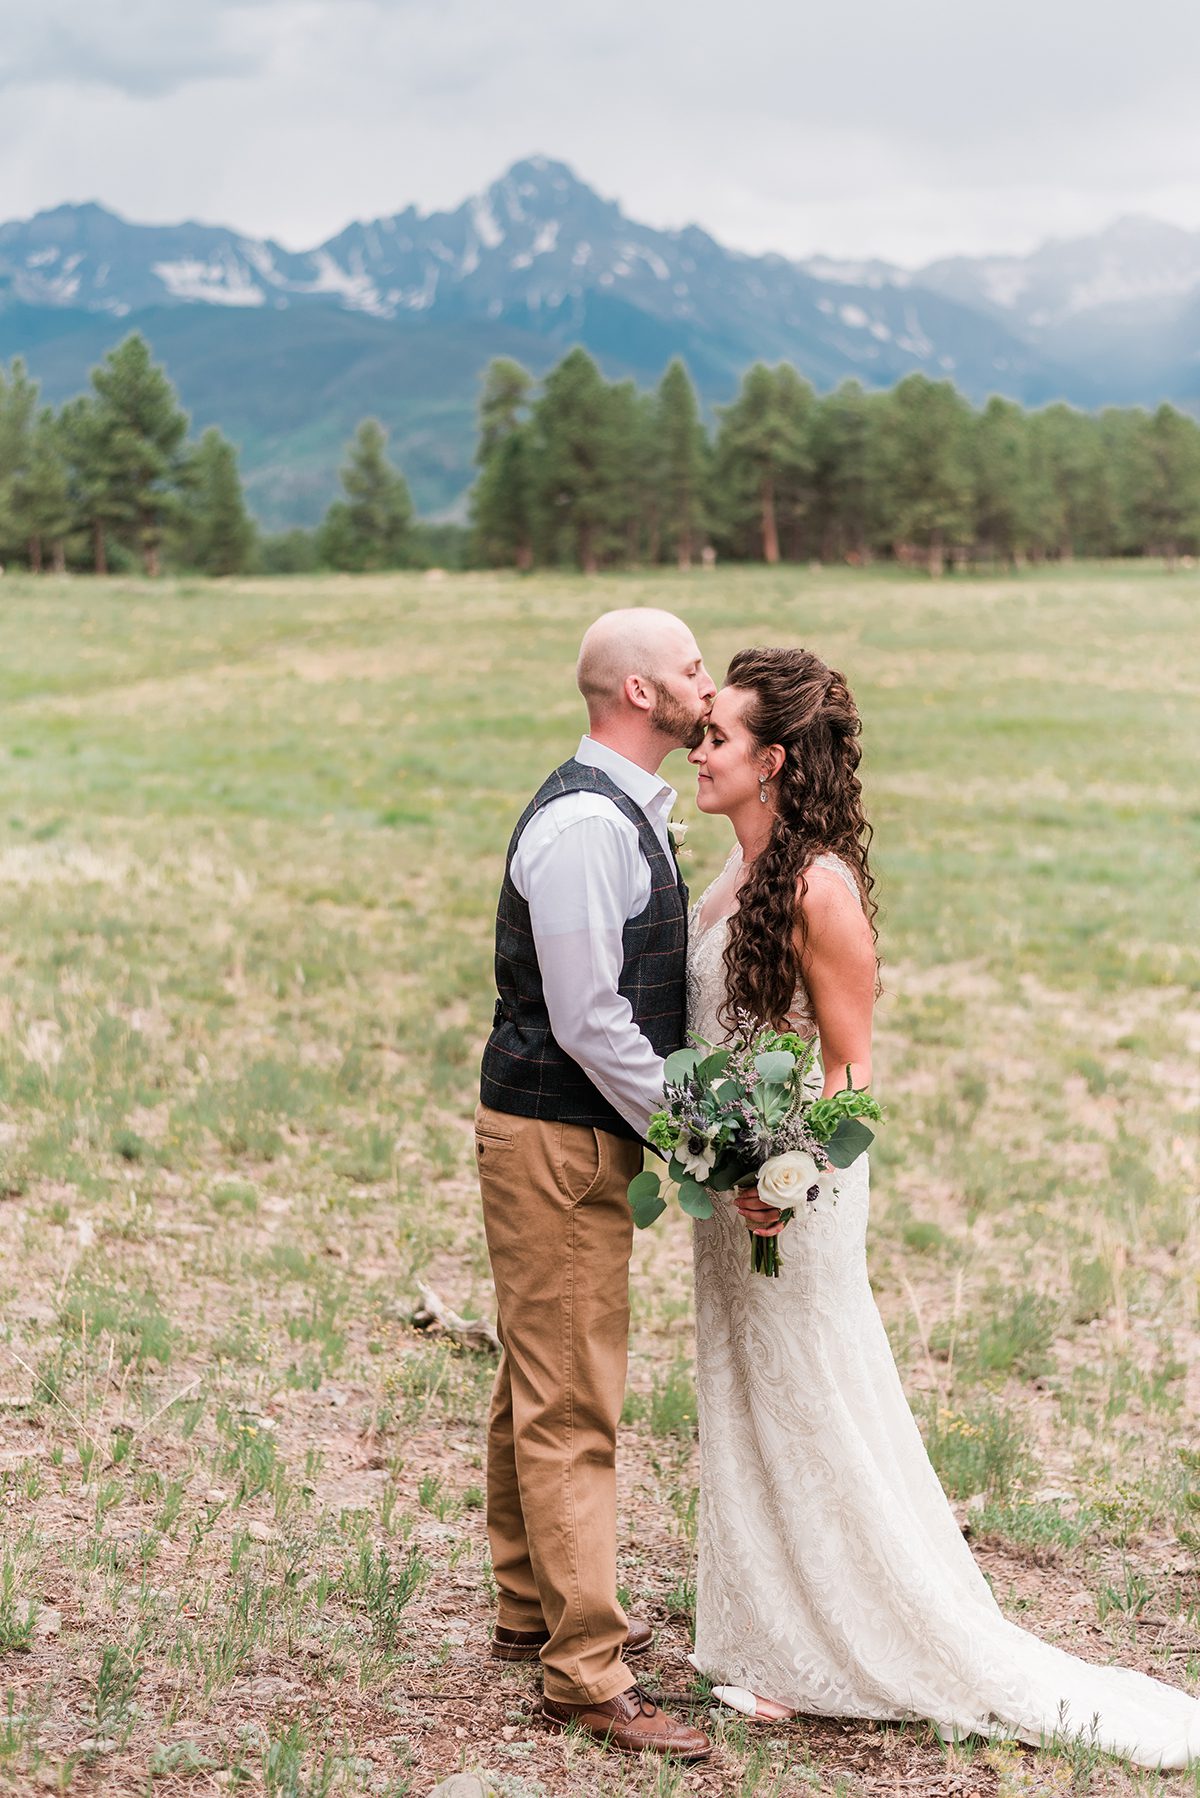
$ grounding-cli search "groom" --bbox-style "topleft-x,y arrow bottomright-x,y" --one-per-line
476,609 -> 715,1760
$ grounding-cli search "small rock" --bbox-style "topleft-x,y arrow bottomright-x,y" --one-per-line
32,1607 -> 61,1639
964,1492 -> 986,1513
427,1776 -> 488,1798
204,1487 -> 228,1506
79,1738 -> 118,1755
246,1520 -> 272,1542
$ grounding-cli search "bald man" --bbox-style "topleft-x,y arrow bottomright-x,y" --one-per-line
476,610 -> 715,1760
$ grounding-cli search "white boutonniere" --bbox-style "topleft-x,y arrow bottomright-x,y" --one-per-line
668,818 -> 690,857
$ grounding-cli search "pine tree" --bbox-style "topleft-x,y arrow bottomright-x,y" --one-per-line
712,364 -> 812,563
872,375 -> 974,575
528,348 -> 620,572
1127,403 -> 1200,564
477,359 -> 535,464
471,358 -> 534,569
971,396 -> 1029,567
89,334 -> 190,576
655,358 -> 707,569
0,359 -> 39,562
179,428 -> 255,575
810,381 -> 876,564
10,408 -> 73,573
58,396 -> 123,575
319,419 -> 413,571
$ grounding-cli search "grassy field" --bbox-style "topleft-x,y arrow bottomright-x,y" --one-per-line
0,564 -> 1197,1798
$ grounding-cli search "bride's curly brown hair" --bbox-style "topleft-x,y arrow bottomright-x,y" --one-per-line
721,646 -> 879,1030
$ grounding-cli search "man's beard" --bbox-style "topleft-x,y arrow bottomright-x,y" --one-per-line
650,687 -> 708,750
651,683 -> 708,747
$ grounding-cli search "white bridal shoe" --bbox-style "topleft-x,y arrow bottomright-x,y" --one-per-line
686,1654 -> 796,1722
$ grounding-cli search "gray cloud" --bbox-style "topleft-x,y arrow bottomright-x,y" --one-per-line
0,0 -> 301,97
0,0 -> 1196,262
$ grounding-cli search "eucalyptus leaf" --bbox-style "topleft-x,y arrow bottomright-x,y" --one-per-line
696,1049 -> 732,1082
668,1156 -> 688,1183
663,1048 -> 700,1084
627,1170 -> 662,1203
754,1050 -> 795,1082
824,1117 -> 875,1168
677,1177 -> 715,1220
629,1191 -> 668,1228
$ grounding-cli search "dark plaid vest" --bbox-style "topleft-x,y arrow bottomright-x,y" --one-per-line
479,760 -> 688,1141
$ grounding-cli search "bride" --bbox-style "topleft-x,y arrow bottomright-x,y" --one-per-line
683,645 -> 1200,1766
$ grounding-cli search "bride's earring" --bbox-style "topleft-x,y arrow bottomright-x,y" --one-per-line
759,774 -> 768,805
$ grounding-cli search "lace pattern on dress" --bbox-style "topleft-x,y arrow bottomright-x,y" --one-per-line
686,844 -> 1200,1762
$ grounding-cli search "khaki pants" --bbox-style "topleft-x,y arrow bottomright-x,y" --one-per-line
475,1101 -> 644,1705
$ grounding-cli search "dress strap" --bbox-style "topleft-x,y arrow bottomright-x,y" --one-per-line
811,852 -> 861,903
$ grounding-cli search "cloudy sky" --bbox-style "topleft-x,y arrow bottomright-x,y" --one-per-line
0,0 -> 1197,266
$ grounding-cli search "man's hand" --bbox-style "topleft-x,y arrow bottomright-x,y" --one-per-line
731,1183 -> 787,1237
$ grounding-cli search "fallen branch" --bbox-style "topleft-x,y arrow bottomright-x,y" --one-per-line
409,1283 -> 501,1356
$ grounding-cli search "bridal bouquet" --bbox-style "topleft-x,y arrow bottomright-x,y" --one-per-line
628,1029 -> 882,1276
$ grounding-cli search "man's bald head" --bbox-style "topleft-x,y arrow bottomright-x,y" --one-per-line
576,609 -> 698,721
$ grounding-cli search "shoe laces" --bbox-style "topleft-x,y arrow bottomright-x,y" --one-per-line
625,1683 -> 659,1719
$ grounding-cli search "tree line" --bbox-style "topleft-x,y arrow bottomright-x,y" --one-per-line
4,329 -> 1199,578
472,350 -> 1200,575
0,334 -> 427,578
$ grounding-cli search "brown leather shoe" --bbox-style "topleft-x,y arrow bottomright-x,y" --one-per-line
543,1683 -> 711,1759
491,1616 -> 653,1661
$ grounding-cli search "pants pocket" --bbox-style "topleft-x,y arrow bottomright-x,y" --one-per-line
556,1124 -> 605,1205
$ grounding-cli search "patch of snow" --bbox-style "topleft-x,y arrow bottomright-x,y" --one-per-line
399,265 -> 438,311
241,241 -> 282,282
869,320 -> 892,341
62,252 -> 83,274
573,241 -> 592,266
510,251 -> 533,270
153,257 -> 266,307
532,220 -> 559,256
95,263 -> 109,286
980,261 -> 1028,309
896,307 -> 932,357
612,260 -> 631,277
939,355 -> 956,370
47,275 -> 80,302
429,239 -> 455,264
26,248 -> 58,268
304,250 -> 388,315
599,271 -> 614,286
471,196 -> 504,249
1063,263 -> 1200,315
839,303 -> 869,328
817,297 -> 835,315
460,243 -> 480,276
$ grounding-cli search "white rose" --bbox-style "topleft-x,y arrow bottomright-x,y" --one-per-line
758,1150 -> 819,1208
668,818 -> 689,848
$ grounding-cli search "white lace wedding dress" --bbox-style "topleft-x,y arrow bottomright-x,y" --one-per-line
687,847 -> 1200,1766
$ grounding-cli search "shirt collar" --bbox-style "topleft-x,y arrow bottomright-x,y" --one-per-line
575,735 -> 676,820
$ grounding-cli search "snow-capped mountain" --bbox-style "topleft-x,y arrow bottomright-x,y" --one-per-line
0,158 -> 1196,525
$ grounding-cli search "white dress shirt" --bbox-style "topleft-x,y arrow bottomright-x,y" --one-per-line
509,736 -> 677,1139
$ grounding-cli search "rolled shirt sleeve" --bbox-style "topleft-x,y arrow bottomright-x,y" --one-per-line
512,808 -> 667,1140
